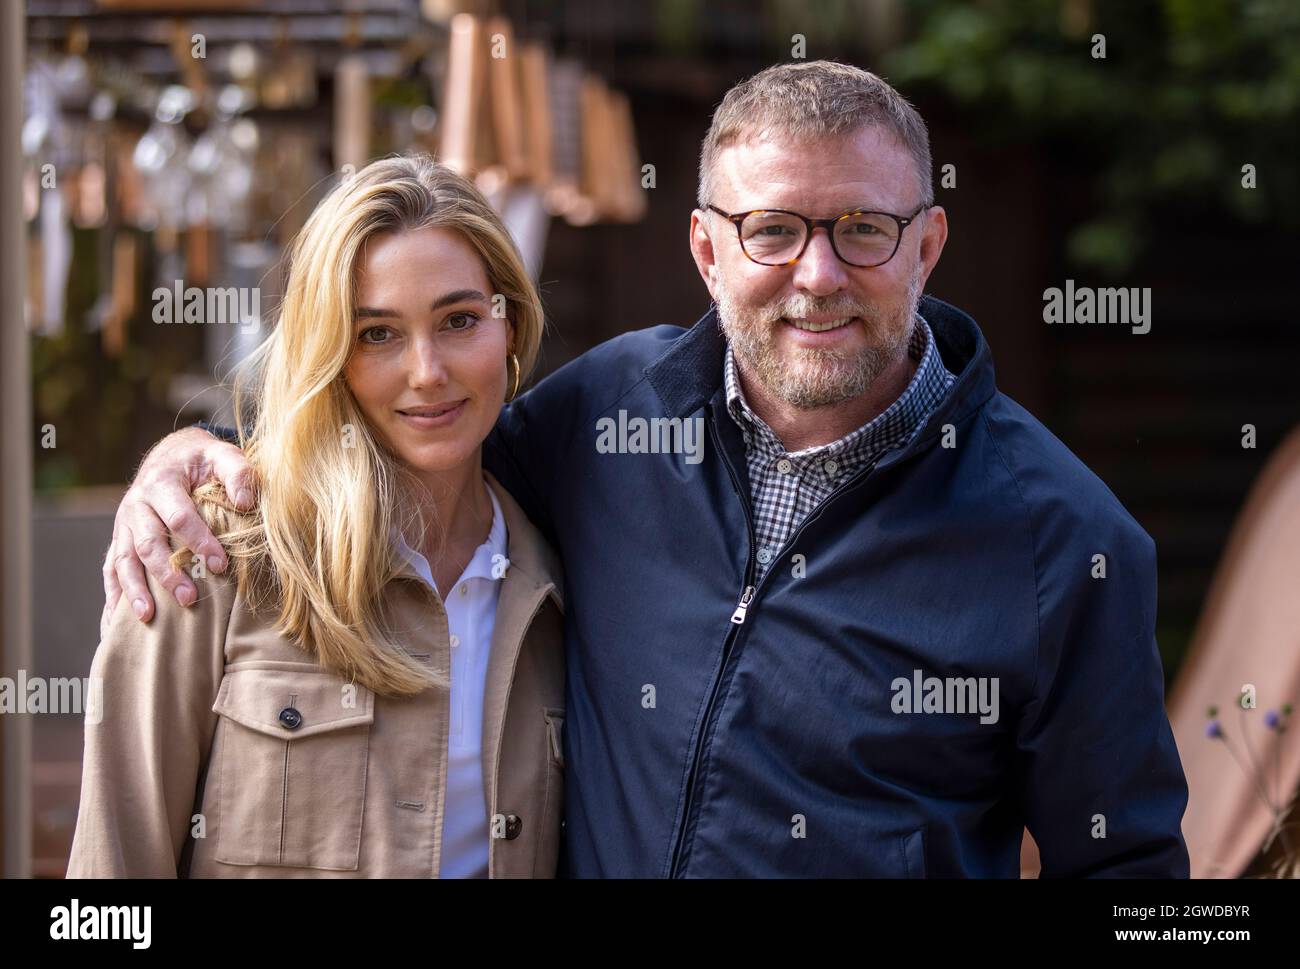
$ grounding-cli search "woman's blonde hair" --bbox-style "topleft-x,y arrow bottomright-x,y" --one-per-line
175,155 -> 544,696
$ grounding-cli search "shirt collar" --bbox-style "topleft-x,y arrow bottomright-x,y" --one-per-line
391,477 -> 508,593
723,312 -> 948,459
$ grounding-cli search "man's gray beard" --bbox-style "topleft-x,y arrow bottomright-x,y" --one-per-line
716,267 -> 923,410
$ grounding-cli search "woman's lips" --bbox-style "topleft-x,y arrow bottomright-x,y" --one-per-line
396,399 -> 467,429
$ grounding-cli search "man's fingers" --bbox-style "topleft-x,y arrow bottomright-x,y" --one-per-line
130,526 -> 197,609
104,425 -> 233,620
111,524 -> 160,622
209,443 -> 258,511
101,540 -> 124,616
120,493 -> 202,607
148,480 -> 226,575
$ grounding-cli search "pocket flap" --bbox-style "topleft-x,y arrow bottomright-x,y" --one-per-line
213,663 -> 375,740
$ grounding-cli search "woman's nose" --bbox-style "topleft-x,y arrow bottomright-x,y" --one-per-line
407,338 -> 449,387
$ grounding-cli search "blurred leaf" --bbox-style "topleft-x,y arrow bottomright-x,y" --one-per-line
1067,216 -> 1144,274
882,0 -> 1300,271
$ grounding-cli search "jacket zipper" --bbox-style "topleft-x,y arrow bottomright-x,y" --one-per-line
667,426 -> 929,877
667,412 -> 757,877
729,585 -> 756,624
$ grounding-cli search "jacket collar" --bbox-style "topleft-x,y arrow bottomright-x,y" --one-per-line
479,470 -> 563,877
389,471 -> 564,608
643,295 -> 998,446
483,470 -> 564,606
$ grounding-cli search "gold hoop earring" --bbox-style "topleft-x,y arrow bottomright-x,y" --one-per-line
507,352 -> 521,401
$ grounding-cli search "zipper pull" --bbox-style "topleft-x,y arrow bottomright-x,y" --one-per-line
730,585 -> 756,624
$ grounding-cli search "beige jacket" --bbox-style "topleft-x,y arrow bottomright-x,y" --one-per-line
68,472 -> 565,878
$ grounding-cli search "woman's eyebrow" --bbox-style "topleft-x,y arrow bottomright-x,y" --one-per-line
354,289 -> 489,320
431,288 -> 490,310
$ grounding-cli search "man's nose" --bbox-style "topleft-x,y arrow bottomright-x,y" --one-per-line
791,227 -> 850,296
408,338 -> 449,387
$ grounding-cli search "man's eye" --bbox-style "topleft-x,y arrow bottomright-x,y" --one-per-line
446,312 -> 481,331
358,325 -> 393,344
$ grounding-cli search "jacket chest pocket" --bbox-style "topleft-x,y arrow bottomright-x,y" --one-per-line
209,664 -> 375,871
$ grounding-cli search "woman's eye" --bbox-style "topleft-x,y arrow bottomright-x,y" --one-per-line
358,325 -> 393,344
446,312 -> 481,331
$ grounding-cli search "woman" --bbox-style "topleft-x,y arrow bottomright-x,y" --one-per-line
67,155 -> 565,877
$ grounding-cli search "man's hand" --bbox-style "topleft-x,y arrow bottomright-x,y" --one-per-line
102,426 -> 256,629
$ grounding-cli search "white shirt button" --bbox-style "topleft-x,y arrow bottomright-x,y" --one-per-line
449,634 -> 460,649
756,548 -> 772,564
459,583 -> 469,597
776,458 -> 793,474
824,459 -> 839,475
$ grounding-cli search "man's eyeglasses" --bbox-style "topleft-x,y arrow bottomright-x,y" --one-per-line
706,203 -> 929,268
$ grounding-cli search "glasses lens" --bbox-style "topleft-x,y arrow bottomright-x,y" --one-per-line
834,212 -> 901,266
739,211 -> 806,265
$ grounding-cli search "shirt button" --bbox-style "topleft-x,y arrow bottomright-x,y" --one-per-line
756,548 -> 772,564
459,583 -> 468,597
449,634 -> 460,649
776,458 -> 793,474
824,459 -> 839,475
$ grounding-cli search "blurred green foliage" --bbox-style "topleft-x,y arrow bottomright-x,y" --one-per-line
31,227 -> 199,492
882,0 -> 1300,274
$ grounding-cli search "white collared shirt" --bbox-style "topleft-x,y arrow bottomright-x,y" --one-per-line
393,480 -> 508,878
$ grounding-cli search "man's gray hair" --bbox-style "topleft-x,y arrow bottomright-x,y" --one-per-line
697,60 -> 933,210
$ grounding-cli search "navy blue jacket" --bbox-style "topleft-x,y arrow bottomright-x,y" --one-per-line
483,295 -> 1190,878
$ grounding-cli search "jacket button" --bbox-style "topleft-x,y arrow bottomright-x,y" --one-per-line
278,707 -> 303,730
504,814 -> 523,840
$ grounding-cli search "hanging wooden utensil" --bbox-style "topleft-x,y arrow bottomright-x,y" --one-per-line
334,55 -> 372,173
485,17 -> 529,183
440,13 -> 488,176
520,42 -> 553,190
26,235 -> 43,332
609,91 -> 647,223
185,221 -> 211,287
549,59 -> 593,225
579,74 -> 621,224
102,232 -> 137,358
167,18 -> 210,107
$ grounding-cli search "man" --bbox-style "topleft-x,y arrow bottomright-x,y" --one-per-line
103,61 -> 1190,877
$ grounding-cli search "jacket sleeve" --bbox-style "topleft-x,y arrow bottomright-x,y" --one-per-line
1015,518 -> 1191,878
67,568 -> 234,877
485,396 -> 558,546
484,325 -> 690,547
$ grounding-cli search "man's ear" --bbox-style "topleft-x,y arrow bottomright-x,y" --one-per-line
689,209 -> 720,301
916,204 -> 948,290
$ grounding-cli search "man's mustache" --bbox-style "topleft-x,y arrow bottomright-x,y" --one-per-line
756,298 -> 878,327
